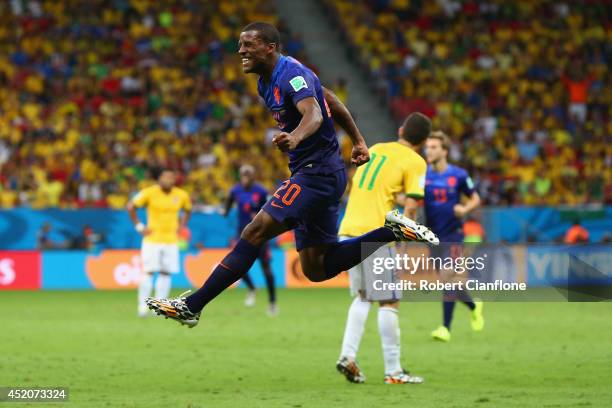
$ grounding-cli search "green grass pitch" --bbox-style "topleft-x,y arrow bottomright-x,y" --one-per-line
1,289 -> 611,407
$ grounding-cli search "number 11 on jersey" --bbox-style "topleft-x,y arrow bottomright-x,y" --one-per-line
357,153 -> 387,191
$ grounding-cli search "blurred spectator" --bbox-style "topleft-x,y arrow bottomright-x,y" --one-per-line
560,66 -> 594,123
178,225 -> 191,251
37,223 -> 59,249
70,225 -> 103,250
463,216 -> 485,243
564,220 -> 590,244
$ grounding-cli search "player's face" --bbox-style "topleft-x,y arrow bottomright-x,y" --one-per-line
238,31 -> 273,74
158,171 -> 176,190
240,171 -> 254,186
425,139 -> 446,164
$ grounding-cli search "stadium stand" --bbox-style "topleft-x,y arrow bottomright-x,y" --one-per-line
322,0 -> 611,205
0,0 -> 320,209
1,0 -> 609,209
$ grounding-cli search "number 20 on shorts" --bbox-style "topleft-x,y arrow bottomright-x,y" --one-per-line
273,181 -> 302,206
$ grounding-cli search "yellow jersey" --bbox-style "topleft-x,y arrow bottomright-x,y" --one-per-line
339,141 -> 426,237
132,185 -> 192,244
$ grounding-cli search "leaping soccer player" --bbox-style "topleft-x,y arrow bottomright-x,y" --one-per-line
224,164 -> 277,316
146,22 -> 438,328
336,112 -> 430,385
424,131 -> 484,342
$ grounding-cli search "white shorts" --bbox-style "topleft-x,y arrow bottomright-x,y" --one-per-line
141,242 -> 180,274
340,236 -> 402,302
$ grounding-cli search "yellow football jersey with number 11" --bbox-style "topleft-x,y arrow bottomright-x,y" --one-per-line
339,141 -> 427,237
132,185 -> 192,244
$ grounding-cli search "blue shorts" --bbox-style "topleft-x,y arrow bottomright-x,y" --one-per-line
263,169 -> 347,251
430,232 -> 465,262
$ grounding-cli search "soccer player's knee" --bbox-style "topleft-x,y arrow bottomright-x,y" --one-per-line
301,260 -> 327,282
379,300 -> 399,309
241,220 -> 267,246
302,267 -> 326,282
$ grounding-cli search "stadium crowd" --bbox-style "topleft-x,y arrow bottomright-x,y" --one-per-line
324,0 -> 611,205
0,0 -> 609,209
0,0 -> 316,209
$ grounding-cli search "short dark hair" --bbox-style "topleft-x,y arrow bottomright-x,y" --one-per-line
150,166 -> 172,180
242,22 -> 281,50
400,112 -> 431,145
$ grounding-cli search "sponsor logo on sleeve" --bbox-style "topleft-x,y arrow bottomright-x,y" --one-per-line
289,76 -> 307,92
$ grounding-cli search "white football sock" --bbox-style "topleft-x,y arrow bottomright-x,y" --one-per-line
378,306 -> 402,375
138,273 -> 153,312
155,273 -> 172,299
340,297 -> 371,359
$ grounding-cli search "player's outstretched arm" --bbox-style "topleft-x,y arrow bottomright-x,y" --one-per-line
454,192 -> 481,218
180,209 -> 191,230
222,195 -> 234,217
273,97 -> 322,152
322,86 -> 369,166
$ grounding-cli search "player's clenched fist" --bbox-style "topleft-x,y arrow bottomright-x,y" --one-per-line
351,142 -> 370,166
272,132 -> 299,152
453,204 -> 469,218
